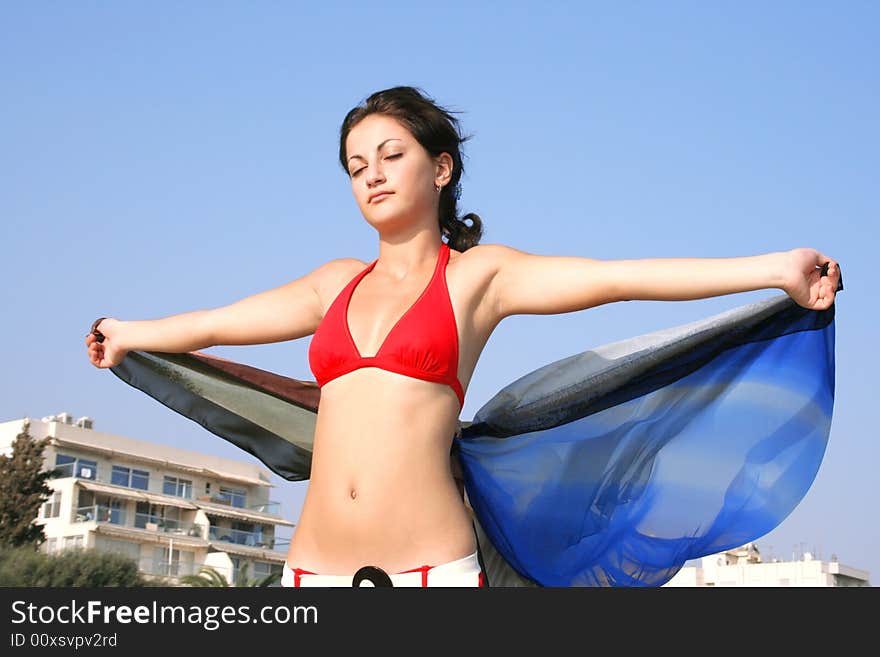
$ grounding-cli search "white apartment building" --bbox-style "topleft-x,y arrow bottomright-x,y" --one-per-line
0,412 -> 296,586
663,542 -> 870,587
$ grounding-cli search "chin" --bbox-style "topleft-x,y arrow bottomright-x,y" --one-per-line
365,204 -> 408,222
365,212 -> 415,234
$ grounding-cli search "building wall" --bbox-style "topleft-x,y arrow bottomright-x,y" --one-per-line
664,550 -> 871,587
2,415 -> 292,585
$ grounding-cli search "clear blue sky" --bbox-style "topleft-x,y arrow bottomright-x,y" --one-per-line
1,2 -> 876,582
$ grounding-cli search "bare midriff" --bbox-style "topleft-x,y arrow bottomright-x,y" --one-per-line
285,368 -> 476,575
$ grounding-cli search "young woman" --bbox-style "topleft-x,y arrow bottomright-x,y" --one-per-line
86,86 -> 841,587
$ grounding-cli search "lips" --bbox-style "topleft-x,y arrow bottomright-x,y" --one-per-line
369,192 -> 393,204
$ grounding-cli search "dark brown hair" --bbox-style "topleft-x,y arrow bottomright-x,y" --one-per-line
339,86 -> 483,251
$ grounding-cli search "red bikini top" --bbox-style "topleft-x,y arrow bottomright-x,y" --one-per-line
308,242 -> 465,409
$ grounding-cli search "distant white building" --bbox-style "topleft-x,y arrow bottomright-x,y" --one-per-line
0,413 -> 296,586
663,542 -> 870,587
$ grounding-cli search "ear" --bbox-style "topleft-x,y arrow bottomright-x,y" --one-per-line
434,152 -> 454,188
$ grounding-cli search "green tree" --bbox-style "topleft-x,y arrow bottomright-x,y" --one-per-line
0,421 -> 57,548
180,563 -> 280,587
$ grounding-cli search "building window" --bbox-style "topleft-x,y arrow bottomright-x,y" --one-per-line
131,470 -> 149,490
225,521 -> 262,546
106,499 -> 125,525
111,466 -> 149,490
134,501 -> 156,529
134,502 -> 180,530
154,547 -> 181,577
218,487 -> 246,509
45,538 -> 58,554
231,560 -> 279,585
55,454 -> 97,480
42,491 -> 62,518
163,506 -> 181,530
152,547 -> 194,577
55,454 -> 75,477
94,537 -> 140,562
253,561 -> 281,581
162,476 -> 192,499
77,460 -> 97,480
76,491 -> 126,525
62,535 -> 84,551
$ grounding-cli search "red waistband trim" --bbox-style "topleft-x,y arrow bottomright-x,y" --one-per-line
292,567 -> 316,587
399,564 -> 432,587
291,562 -> 484,587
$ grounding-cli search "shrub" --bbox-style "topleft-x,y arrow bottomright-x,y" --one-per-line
0,545 -> 158,587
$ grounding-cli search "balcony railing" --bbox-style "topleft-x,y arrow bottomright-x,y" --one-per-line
138,558 -> 197,579
248,501 -> 282,515
73,502 -> 292,552
53,462 -> 77,478
196,496 -> 283,517
133,512 -> 206,538
55,466 -> 285,517
75,504 -> 126,526
75,505 -> 206,538
208,526 -> 280,549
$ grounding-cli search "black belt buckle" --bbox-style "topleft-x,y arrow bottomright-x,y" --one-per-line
352,565 -> 394,587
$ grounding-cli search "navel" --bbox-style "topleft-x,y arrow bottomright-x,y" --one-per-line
350,488 -> 358,500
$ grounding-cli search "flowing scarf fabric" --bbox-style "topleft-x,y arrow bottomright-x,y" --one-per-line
109,291 -> 839,586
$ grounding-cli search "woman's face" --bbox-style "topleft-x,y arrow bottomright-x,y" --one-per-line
345,113 -> 450,231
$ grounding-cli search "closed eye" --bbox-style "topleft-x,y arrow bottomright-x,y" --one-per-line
350,153 -> 402,178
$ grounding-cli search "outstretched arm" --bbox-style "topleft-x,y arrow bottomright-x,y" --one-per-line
85,258 -> 358,369
485,244 -> 841,320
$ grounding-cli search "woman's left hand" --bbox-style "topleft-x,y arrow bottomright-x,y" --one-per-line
780,248 -> 843,311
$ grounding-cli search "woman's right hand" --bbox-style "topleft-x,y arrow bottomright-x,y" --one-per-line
85,318 -> 129,369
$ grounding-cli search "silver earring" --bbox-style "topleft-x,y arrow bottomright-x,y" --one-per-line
435,184 -> 442,193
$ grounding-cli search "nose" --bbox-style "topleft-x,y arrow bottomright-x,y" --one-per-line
365,161 -> 386,187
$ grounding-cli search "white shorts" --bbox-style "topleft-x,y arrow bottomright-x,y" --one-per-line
281,550 -> 485,587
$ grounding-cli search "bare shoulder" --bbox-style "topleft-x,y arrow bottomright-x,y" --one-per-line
453,242 -> 523,279
309,256 -> 368,304
320,256 -> 368,275
311,256 -> 367,281
454,241 -> 516,265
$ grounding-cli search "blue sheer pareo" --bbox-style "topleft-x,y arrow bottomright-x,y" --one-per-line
457,295 -> 836,586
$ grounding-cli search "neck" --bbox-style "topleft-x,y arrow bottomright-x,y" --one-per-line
374,231 -> 445,280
